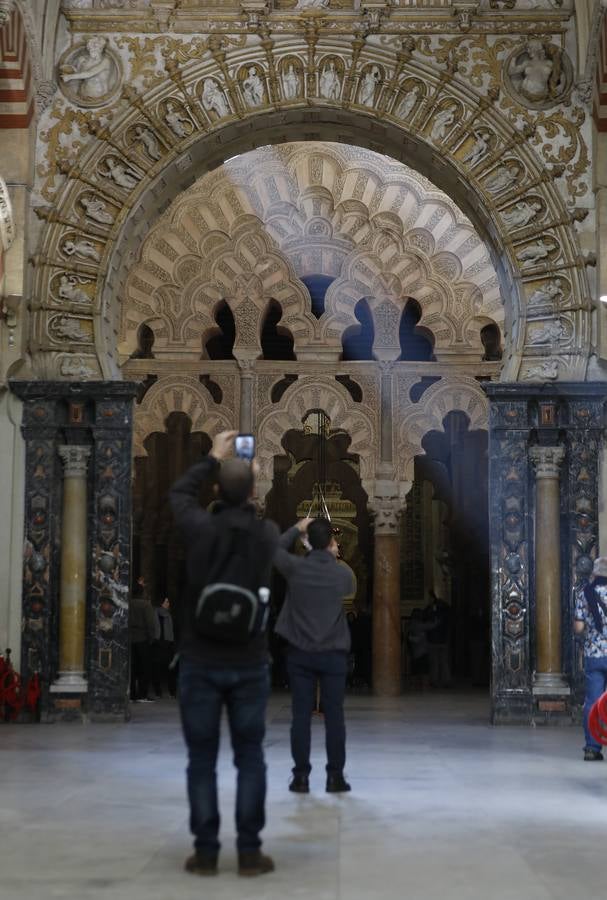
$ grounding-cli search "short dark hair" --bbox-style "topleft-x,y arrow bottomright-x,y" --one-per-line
218,459 -> 254,507
307,517 -> 333,550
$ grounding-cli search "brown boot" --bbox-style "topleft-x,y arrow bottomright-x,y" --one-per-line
184,852 -> 218,876
238,850 -> 275,877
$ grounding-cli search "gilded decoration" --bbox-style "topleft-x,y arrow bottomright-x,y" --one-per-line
31,2 -> 594,381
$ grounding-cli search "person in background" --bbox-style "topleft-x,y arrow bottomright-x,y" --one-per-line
274,517 -> 355,795
129,576 -> 158,703
574,556 -> 607,761
425,592 -> 452,689
406,607 -> 431,687
152,598 -> 177,698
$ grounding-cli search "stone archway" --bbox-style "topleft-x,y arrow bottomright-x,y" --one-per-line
31,19 -> 593,384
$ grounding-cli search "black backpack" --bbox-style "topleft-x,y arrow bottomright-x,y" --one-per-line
194,517 -> 270,644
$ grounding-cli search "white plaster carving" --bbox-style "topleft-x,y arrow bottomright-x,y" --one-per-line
81,196 -> 114,225
58,275 -> 92,305
527,279 -> 563,310
523,359 -> 559,381
320,62 -> 342,100
527,318 -> 565,345
461,130 -> 491,167
242,68 -> 264,108
506,40 -> 571,109
360,67 -> 381,107
396,86 -> 420,119
99,157 -> 140,190
517,240 -> 552,267
295,0 -> 329,8
60,356 -> 96,378
485,164 -> 519,195
62,239 -> 100,263
0,176 -> 15,253
502,200 -> 542,229
134,126 -> 161,161
59,37 -> 121,107
282,64 -> 300,100
49,315 -> 92,342
201,78 -> 230,118
165,104 -> 190,138
430,105 -> 456,142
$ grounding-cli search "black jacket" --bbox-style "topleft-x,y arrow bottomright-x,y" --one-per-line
169,455 -> 279,666
274,526 -> 354,653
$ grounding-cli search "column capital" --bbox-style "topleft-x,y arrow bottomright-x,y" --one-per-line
58,445 -> 91,477
529,445 -> 565,479
0,1 -> 15,29
369,496 -> 404,535
237,358 -> 256,375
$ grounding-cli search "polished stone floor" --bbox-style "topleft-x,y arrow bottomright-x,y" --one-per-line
2,691 -> 606,900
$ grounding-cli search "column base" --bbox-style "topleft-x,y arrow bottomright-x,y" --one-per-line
50,673 -> 89,694
532,672 -> 570,696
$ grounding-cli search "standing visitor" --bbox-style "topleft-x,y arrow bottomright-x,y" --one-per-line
129,577 -> 158,703
574,557 -> 607,760
274,517 -> 355,794
169,431 -> 279,877
152,598 -> 177,698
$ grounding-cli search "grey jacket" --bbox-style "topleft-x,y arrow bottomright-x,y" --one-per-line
274,526 -> 354,653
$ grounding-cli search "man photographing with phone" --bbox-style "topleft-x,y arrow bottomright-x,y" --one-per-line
274,516 -> 355,794
169,430 -> 279,878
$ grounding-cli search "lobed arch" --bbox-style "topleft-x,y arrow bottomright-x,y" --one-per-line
255,375 -> 377,491
31,39 -> 592,381
132,374 -> 235,457
396,375 -> 490,483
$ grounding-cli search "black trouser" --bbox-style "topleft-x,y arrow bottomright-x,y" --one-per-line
130,640 -> 152,700
152,641 -> 177,696
286,646 -> 347,777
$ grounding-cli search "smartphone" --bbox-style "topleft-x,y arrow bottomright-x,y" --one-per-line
234,433 -> 255,461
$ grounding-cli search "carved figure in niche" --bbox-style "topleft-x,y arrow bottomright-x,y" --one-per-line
60,37 -> 116,103
430,105 -> 456,142
396,85 -> 419,119
81,196 -> 114,225
508,40 -> 566,106
58,275 -> 91,305
523,359 -> 559,381
502,200 -> 542,229
99,157 -> 139,190
485,164 -> 518,195
202,78 -> 230,118
320,62 -> 342,100
281,64 -> 301,101
517,239 -> 552,267
165,103 -> 189,138
60,356 -> 95,377
360,67 -> 380,106
282,64 -> 300,100
62,239 -> 100,262
462,129 -> 491,167
528,319 -> 565,345
242,68 -> 264,108
528,279 -> 563,309
296,0 -> 330,8
134,126 -> 161,160
49,315 -> 91,343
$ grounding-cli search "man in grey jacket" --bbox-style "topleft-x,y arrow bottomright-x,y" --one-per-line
274,517 -> 355,794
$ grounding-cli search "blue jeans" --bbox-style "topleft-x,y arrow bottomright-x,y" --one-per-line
583,656 -> 607,750
287,647 -> 347,776
179,658 -> 270,855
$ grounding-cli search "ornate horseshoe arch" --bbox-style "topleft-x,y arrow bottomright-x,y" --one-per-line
32,22 -> 592,383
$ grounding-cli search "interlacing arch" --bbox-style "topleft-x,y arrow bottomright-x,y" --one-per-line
31,34 -> 591,381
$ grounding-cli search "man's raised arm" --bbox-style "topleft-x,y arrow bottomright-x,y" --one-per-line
273,518 -> 313,578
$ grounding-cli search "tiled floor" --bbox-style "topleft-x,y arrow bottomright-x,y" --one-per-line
2,692 -> 606,900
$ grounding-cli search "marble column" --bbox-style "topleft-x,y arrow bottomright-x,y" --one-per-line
51,445 -> 91,693
238,359 -> 255,433
529,445 -> 568,694
371,498 -> 402,697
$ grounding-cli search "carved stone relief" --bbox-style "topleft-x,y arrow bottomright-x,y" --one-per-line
58,37 -> 122,108
504,40 -> 573,110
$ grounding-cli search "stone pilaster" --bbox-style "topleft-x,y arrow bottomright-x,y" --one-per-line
369,496 -> 403,697
51,446 -> 91,694
529,445 -> 569,695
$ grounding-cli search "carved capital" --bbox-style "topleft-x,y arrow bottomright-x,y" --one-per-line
369,496 -> 404,535
58,445 -> 91,478
529,445 -> 565,480
0,0 -> 15,27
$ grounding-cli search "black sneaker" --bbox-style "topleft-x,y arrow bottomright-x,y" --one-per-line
583,748 -> 604,761
289,774 -> 310,794
184,852 -> 218,876
326,774 -> 351,793
238,851 -> 275,877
